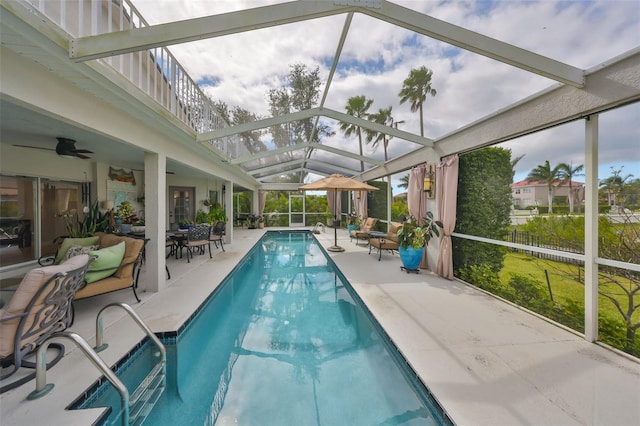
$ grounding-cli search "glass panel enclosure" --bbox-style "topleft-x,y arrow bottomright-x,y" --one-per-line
40,179 -> 82,258
0,175 -> 36,267
289,194 -> 304,227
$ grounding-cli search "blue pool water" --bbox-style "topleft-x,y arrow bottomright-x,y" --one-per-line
75,231 -> 451,425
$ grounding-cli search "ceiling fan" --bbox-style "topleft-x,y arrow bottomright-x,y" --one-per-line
13,137 -> 93,159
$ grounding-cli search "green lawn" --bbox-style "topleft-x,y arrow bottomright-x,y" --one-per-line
500,252 -> 639,324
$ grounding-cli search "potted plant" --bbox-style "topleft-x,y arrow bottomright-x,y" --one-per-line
116,201 -> 137,234
396,212 -> 443,272
258,216 -> 265,229
347,212 -> 362,233
210,206 -> 227,223
131,217 -> 146,234
246,214 -> 260,229
63,201 -> 108,237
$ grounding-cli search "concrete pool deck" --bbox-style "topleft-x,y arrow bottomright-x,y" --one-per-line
1,227 -> 639,425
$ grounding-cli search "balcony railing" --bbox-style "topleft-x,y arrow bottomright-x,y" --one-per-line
27,0 -> 233,152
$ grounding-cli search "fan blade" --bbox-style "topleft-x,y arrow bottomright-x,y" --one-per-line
73,149 -> 94,154
12,144 -> 55,152
76,153 -> 91,159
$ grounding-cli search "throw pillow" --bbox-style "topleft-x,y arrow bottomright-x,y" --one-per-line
54,236 -> 100,265
63,244 -> 98,261
85,241 -> 126,283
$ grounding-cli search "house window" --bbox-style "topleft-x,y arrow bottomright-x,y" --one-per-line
0,175 -> 82,268
0,175 -> 36,267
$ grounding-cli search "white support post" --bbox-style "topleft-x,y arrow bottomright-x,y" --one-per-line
144,152 -> 166,292
386,176 -> 392,230
225,180 -> 233,244
584,115 -> 599,342
252,190 -> 259,217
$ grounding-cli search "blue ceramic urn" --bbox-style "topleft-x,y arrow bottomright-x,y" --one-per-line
398,246 -> 424,271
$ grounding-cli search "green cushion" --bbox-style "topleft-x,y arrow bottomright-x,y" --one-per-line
85,241 -> 126,283
55,236 -> 100,264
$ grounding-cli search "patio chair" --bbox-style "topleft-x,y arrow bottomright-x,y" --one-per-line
350,217 -> 379,245
183,224 -> 212,263
0,254 -> 91,393
165,238 -> 177,279
209,221 -> 226,252
368,222 -> 402,261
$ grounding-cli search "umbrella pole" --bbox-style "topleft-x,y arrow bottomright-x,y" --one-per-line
328,189 -> 344,252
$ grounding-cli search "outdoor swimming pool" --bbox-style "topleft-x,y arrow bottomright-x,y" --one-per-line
74,231 -> 451,425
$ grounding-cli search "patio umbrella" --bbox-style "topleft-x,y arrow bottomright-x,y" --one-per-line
300,174 -> 379,252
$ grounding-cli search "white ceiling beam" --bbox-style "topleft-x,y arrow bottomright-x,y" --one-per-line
313,144 -> 384,166
229,142 -> 311,165
361,49 -> 640,182
259,182 -> 305,191
199,106 -> 429,145
365,0 -> 584,87
319,107 -> 434,146
70,0 -> 584,88
306,159 -> 360,176
247,158 -> 360,176
70,1 -> 354,61
303,12 -> 355,168
256,170 -> 303,182
248,158 -> 306,175
230,140 -> 382,167
198,108 -> 320,141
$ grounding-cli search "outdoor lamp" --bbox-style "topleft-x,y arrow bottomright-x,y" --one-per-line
423,176 -> 432,194
356,191 -> 361,199
423,165 -> 434,197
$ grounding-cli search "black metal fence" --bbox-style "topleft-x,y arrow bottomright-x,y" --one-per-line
509,229 -> 584,265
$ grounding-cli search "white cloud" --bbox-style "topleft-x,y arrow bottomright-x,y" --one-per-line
132,0 -> 639,185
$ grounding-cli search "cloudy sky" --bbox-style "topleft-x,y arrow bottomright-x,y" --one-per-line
132,0 -> 639,188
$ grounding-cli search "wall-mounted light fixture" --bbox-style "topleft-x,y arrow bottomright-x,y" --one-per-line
423,164 -> 435,198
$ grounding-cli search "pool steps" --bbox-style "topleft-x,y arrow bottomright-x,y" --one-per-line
28,303 -> 166,426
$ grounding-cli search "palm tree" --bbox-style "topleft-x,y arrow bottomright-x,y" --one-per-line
526,160 -> 563,213
510,154 -> 525,181
558,162 -> 584,213
398,66 -> 437,137
398,174 -> 410,190
366,106 -> 394,161
600,167 -> 635,209
339,95 -> 373,172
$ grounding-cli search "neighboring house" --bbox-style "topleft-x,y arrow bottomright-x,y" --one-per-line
511,180 -> 585,208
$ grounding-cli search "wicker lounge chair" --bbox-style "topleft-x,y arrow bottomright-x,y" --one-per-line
368,222 -> 402,261
350,217 -> 379,245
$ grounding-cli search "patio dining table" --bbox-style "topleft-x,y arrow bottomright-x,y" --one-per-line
167,229 -> 189,258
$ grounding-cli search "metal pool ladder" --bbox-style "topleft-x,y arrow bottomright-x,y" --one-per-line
29,302 -> 166,426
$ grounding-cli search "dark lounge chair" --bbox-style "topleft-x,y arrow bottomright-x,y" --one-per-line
0,254 -> 90,393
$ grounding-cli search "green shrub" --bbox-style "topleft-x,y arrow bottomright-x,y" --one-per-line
454,147 -> 512,274
459,264 -> 508,297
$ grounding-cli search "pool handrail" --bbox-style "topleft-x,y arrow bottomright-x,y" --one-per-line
29,302 -> 167,426
28,331 -> 130,426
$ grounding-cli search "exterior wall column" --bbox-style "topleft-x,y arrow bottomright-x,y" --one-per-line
143,152 -> 166,293
386,176 -> 392,229
225,180 -> 233,244
584,115 -> 599,342
252,190 -> 259,217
